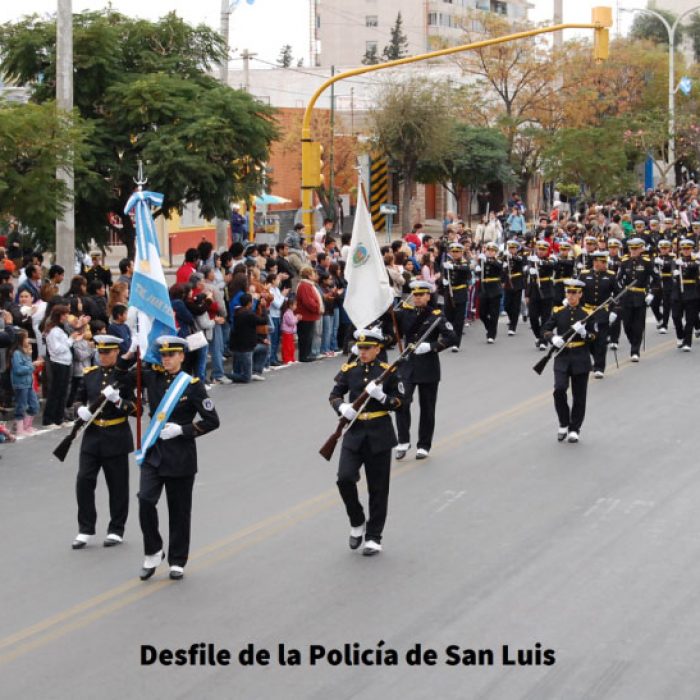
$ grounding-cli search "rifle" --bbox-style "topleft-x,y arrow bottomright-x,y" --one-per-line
319,314 -> 442,461
53,394 -> 110,463
533,282 -> 635,375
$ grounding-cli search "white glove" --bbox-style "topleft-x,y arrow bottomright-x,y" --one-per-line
160,422 -> 183,440
442,261 -> 454,271
350,344 -> 359,356
551,335 -> 565,348
562,298 -> 569,307
338,403 -> 357,421
576,262 -> 584,270
609,312 -> 617,324
77,406 -> 92,422
654,257 -> 663,265
572,320 -> 587,337
474,265 -> 481,273
442,278 -> 449,287
101,385 -> 120,403
365,380 -> 386,403
478,253 -> 486,262
414,342 -> 432,355
528,255 -> 538,263
673,269 -> 681,277
645,293 -> 654,306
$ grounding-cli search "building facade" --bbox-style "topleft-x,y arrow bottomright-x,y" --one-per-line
310,0 -> 532,68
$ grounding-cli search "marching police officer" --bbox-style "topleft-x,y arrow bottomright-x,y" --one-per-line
394,280 -> 457,461
502,239 -> 526,336
576,236 -> 598,277
525,241 -> 556,350
542,279 -> 596,443
72,335 -> 136,549
651,239 -> 675,334
617,237 -> 657,362
441,242 -> 471,352
135,337 -> 220,581
581,252 -> 620,378
475,241 -> 503,344
329,328 -> 403,556
671,239 -> 700,351
553,241 -> 576,306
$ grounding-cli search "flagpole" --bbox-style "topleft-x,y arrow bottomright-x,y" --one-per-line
133,160 -> 148,450
359,179 -> 403,352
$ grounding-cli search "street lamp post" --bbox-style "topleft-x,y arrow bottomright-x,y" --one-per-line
623,5 -> 700,187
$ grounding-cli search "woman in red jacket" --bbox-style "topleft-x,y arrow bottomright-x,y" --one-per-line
295,266 -> 323,362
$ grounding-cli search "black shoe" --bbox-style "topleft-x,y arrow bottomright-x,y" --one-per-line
363,540 -> 382,556
71,534 -> 91,550
103,534 -> 123,547
140,551 -> 164,581
169,566 -> 185,580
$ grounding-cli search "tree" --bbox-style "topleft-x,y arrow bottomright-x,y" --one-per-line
0,10 -> 277,249
277,44 -> 293,68
362,44 -> 380,65
370,79 -> 453,233
630,9 -> 680,46
416,124 -> 512,218
382,12 -> 409,61
0,101 -> 90,245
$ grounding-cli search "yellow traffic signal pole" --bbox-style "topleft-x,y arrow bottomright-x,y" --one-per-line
301,7 -> 613,238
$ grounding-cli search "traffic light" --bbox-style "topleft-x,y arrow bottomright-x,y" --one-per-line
592,6 -> 612,62
302,140 -> 324,188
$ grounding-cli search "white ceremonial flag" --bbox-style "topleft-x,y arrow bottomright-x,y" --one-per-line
343,188 -> 394,329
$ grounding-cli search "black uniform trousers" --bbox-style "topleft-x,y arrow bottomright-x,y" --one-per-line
336,441 -> 391,544
620,304 -> 646,355
396,381 -> 439,451
445,298 -> 468,347
590,322 -> 609,372
672,299 -> 699,347
504,289 -> 522,331
651,288 -> 672,328
479,294 -> 501,340
553,368 -> 589,433
77,452 -> 129,536
528,298 -> 553,342
138,465 -> 195,567
608,316 -> 622,344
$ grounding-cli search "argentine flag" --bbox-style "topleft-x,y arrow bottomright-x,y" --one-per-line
124,189 -> 177,363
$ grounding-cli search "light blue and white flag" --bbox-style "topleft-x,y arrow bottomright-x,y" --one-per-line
124,189 -> 177,363
678,76 -> 692,96
134,370 -> 192,466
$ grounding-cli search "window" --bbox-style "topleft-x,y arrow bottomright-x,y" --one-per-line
428,12 -> 438,26
366,15 -> 378,27
476,0 -> 489,10
491,0 -> 507,15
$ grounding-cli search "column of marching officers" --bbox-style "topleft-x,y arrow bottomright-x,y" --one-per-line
67,223 -> 700,565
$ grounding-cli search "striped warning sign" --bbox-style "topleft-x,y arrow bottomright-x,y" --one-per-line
369,154 -> 388,231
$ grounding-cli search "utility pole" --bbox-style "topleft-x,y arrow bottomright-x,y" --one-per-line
241,49 -> 257,91
553,0 -> 563,50
215,0 -> 232,251
56,0 -> 74,289
329,66 -> 335,230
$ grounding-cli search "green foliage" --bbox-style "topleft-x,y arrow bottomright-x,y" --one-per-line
0,10 -> 277,248
277,44 -> 293,68
417,124 -> 513,193
362,44 -> 380,65
629,9 -> 680,46
382,12 -> 409,61
0,101 -> 91,246
542,125 -> 639,200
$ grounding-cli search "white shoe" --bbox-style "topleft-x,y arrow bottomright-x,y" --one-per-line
631,354 -> 640,362
251,374 -> 266,381
415,448 -> 429,460
487,337 -> 495,344
609,342 -> 618,350
204,384 -> 213,391
594,370 -> 604,379
262,367 -> 272,373
103,533 -> 123,547
71,533 -> 91,549
362,540 -> 382,556
658,327 -> 667,334
213,376 -> 232,385
538,343 -> 547,351
395,443 -> 410,460
508,329 -> 515,336
451,346 -> 459,353
557,427 -> 568,442
682,345 -> 692,352
143,550 -> 164,569
567,431 -> 579,443
169,565 -> 185,580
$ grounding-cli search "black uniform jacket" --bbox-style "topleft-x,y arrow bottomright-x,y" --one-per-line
329,360 -> 402,455
478,259 -> 503,298
542,305 -> 596,375
618,255 -> 657,307
525,257 -> 556,300
671,257 -> 700,302
443,260 -> 471,302
142,367 -> 220,477
76,364 -> 136,458
502,254 -> 525,291
395,305 -> 458,383
580,269 -> 620,323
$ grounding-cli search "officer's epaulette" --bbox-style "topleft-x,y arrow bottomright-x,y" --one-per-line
581,269 -> 591,274
380,362 -> 391,370
402,302 -> 414,310
606,269 -> 616,275
621,255 -> 630,261
432,309 -> 442,316
340,361 -> 357,372
553,305 -> 565,313
642,255 -> 651,261
83,365 -> 99,375
152,364 -> 165,373
190,377 -> 200,384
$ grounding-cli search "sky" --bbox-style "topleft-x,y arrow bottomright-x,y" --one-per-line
0,1 -> 648,68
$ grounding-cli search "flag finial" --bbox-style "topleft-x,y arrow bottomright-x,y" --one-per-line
134,159 -> 148,190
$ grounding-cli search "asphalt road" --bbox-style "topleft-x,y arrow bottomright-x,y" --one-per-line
1,316 -> 699,700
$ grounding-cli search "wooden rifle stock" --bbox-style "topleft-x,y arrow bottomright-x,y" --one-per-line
319,315 -> 442,461
532,282 -> 635,375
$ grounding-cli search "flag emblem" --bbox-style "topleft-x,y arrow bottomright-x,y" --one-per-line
352,244 -> 370,267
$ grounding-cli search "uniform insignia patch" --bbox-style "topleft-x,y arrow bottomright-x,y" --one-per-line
398,381 -> 405,394
157,412 -> 166,422
202,398 -> 214,411
445,321 -> 453,331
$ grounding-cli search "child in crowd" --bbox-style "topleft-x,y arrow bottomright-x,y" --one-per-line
280,298 -> 300,365
108,303 -> 131,355
10,330 -> 42,436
